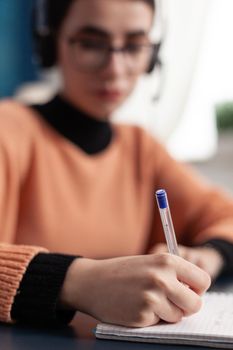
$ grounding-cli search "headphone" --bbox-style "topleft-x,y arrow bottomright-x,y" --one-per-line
34,0 -> 56,68
147,42 -> 161,73
34,0 -> 161,73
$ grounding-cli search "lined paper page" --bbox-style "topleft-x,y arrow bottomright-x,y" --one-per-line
96,293 -> 233,342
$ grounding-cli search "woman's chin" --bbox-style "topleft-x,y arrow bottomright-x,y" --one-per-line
88,101 -> 124,120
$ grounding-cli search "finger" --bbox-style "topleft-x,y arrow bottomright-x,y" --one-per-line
153,293 -> 184,323
176,246 -> 197,263
127,310 -> 160,328
149,312 -> 160,326
150,243 -> 168,254
166,280 -> 203,317
178,246 -> 210,267
175,257 -> 211,295
184,249 -> 202,265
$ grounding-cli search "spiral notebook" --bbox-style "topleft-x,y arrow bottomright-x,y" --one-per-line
95,292 -> 233,348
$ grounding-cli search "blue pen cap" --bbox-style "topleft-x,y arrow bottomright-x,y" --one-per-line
155,189 -> 168,209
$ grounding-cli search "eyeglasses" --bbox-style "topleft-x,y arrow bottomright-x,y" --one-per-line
67,36 -> 160,73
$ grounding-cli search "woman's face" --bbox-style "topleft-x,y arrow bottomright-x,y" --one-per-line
57,0 -> 154,119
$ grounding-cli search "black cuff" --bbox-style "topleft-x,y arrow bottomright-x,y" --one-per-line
11,252 -> 80,326
201,239 -> 233,274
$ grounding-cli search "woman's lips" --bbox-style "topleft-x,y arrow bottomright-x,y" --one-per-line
95,89 -> 123,101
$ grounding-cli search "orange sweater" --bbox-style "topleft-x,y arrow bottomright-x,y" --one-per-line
1,99 -> 233,322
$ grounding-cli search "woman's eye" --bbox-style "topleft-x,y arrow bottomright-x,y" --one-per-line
79,39 -> 108,50
125,44 -> 144,53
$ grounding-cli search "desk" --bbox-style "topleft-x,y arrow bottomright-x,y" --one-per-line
0,277 -> 232,350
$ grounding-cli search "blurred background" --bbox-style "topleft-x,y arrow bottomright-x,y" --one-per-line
0,0 -> 232,191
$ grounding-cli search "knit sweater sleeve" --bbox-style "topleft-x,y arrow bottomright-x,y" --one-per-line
11,252 -> 78,326
0,243 -> 47,323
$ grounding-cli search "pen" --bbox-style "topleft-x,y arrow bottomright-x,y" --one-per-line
155,189 -> 179,256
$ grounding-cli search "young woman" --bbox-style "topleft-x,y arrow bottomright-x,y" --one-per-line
0,0 -> 232,327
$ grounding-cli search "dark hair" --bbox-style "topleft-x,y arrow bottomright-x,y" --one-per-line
34,0 -> 157,69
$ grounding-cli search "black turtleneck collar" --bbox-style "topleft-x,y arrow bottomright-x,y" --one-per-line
30,95 -> 113,155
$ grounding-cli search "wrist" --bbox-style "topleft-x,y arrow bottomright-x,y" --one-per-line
59,257 -> 94,311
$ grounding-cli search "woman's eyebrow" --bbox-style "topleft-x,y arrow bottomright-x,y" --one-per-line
73,26 -> 148,39
126,30 -> 149,38
74,26 -> 110,38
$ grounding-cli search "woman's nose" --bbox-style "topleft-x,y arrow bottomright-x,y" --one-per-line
102,51 -> 128,77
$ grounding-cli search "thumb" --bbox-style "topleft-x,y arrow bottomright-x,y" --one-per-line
149,243 -> 168,254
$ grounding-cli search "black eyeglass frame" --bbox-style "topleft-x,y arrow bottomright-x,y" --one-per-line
67,37 -> 161,73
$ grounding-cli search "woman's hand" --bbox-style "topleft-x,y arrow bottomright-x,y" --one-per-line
59,253 -> 210,327
150,243 -> 224,280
